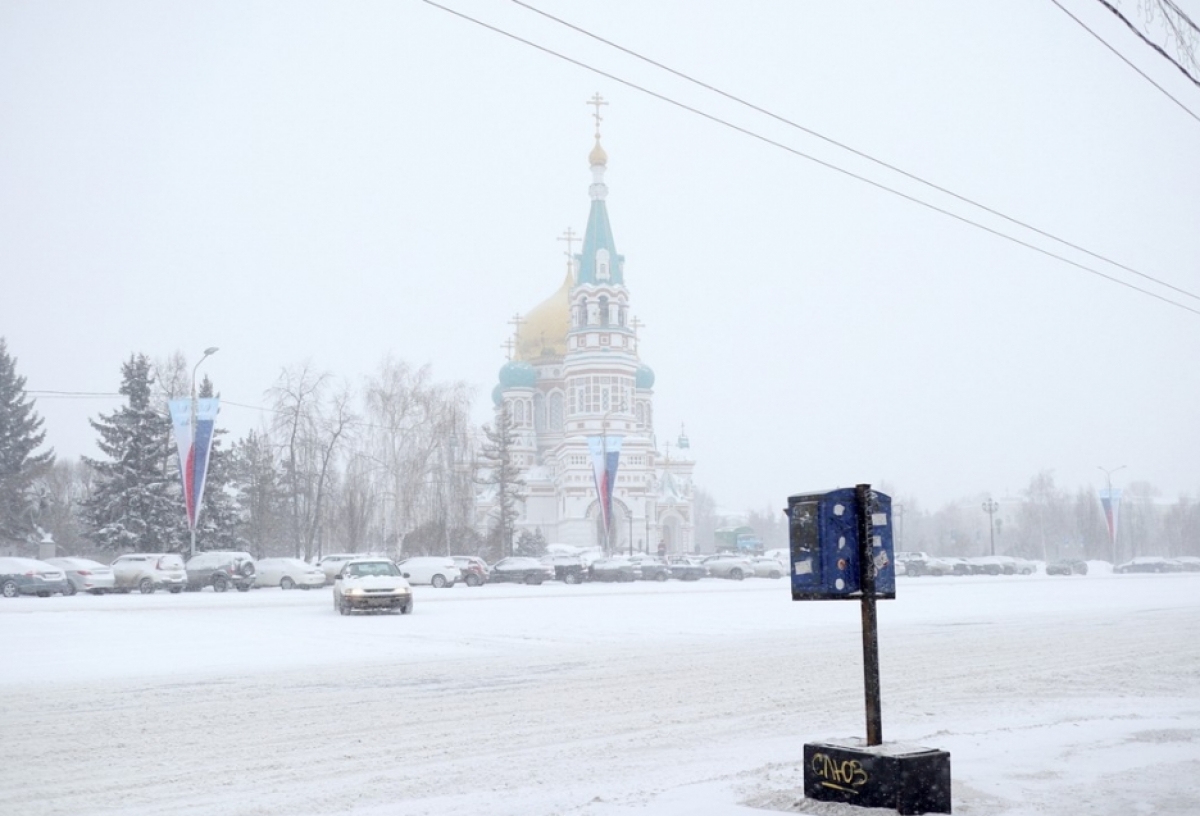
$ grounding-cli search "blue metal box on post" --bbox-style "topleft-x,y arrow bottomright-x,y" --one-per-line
787,485 -> 951,815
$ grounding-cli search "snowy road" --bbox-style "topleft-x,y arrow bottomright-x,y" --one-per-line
3,572 -> 1199,815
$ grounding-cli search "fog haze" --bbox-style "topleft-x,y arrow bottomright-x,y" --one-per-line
2,1 -> 1197,512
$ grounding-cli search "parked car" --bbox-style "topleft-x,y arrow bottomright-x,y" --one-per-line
254,557 -> 326,590
701,553 -> 756,580
902,554 -> 961,577
540,554 -> 589,584
452,555 -> 490,587
751,557 -> 786,579
1167,556 -> 1200,572
666,555 -> 707,581
1115,556 -> 1174,574
628,555 -> 672,582
1011,558 -> 1038,575
111,553 -> 187,594
1046,558 -> 1088,576
184,551 -> 256,592
489,557 -> 553,585
395,556 -> 461,588
0,557 -> 70,598
332,558 -> 413,615
894,551 -> 930,576
46,557 -> 115,595
317,553 -> 365,584
589,557 -> 638,582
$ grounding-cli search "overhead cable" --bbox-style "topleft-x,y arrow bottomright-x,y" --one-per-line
422,0 -> 1200,318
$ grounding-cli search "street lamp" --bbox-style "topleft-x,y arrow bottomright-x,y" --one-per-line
189,346 -> 219,557
1098,464 -> 1126,565
981,498 -> 999,557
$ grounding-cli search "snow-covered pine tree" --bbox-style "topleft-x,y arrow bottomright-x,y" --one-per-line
83,354 -> 185,553
478,402 -> 525,559
230,429 -> 288,557
0,338 -> 55,545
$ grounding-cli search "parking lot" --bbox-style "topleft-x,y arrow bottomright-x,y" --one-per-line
3,571 -> 1199,815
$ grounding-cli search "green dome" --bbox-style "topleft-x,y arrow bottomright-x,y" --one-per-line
635,363 -> 655,390
499,360 -> 538,389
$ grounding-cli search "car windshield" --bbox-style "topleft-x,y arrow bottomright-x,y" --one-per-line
345,562 -> 398,577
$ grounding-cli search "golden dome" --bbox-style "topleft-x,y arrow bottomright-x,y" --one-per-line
589,138 -> 608,166
516,269 -> 573,361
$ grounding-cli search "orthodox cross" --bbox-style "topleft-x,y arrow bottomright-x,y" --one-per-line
500,337 -> 515,362
506,313 -> 525,360
630,315 -> 644,352
558,227 -> 578,266
587,92 -> 608,138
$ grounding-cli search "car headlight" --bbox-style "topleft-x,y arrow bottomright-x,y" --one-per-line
345,587 -> 364,596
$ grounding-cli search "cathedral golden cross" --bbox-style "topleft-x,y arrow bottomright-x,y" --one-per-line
500,337 -> 515,361
587,92 -> 608,138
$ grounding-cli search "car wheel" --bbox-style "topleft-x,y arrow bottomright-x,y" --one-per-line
769,571 -> 782,579
401,599 -> 414,614
1,580 -> 18,599
64,582 -> 78,596
213,576 -> 228,593
280,577 -> 295,591
431,574 -> 447,589
236,584 -> 250,592
563,571 -> 579,585
465,573 -> 482,587
524,574 -> 539,585
240,562 -> 255,578
169,586 -> 182,594
338,600 -> 351,616
655,571 -> 668,582
729,568 -> 744,581
138,577 -> 155,594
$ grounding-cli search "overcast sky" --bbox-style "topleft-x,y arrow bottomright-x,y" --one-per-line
2,1 -> 1197,513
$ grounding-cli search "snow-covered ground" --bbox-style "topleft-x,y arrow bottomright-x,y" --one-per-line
2,568 -> 1199,816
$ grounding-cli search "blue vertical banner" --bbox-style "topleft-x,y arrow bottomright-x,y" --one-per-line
168,397 -> 220,530
587,434 -> 623,542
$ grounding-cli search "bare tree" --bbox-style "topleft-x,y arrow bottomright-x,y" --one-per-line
269,364 -> 356,561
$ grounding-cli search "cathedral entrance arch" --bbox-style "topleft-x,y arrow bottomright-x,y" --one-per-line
586,498 -> 630,554
658,513 -> 683,556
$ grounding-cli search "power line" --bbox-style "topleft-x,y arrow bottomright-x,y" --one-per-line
1051,0 -> 1200,122
1097,0 -> 1200,83
421,0 -> 1200,318
510,0 -> 1200,304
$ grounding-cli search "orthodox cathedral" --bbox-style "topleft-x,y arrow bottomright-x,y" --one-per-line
478,98 -> 696,554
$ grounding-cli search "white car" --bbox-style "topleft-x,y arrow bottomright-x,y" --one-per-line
332,558 -> 414,615
254,557 -> 327,590
750,557 -> 786,579
46,557 -> 116,595
395,556 -> 461,588
700,553 -> 757,581
316,552 -> 362,583
111,553 -> 187,594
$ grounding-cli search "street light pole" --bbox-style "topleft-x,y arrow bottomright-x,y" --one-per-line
982,498 -> 999,557
1098,465 -> 1126,565
189,346 -> 219,558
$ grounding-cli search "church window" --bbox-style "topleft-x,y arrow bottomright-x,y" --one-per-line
578,298 -> 588,326
597,248 -> 611,281
601,387 -> 610,411
636,403 -> 645,426
514,400 -> 525,425
599,296 -> 609,326
618,305 -> 626,326
549,392 -> 563,430
534,393 -> 546,432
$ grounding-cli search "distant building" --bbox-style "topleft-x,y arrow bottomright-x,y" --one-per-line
477,100 -> 695,554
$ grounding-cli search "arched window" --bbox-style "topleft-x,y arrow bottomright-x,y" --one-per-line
599,295 -> 609,326
534,393 -> 546,432
514,400 -> 525,425
549,391 -> 564,430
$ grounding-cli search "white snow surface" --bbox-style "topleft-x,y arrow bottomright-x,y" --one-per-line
3,571 -> 1199,816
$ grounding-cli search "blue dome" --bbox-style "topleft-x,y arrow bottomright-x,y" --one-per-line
498,360 -> 537,389
635,363 -> 656,390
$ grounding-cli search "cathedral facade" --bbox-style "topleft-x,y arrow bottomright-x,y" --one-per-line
478,109 -> 695,555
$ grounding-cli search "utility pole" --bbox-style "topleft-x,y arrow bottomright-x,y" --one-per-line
982,498 -> 999,557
